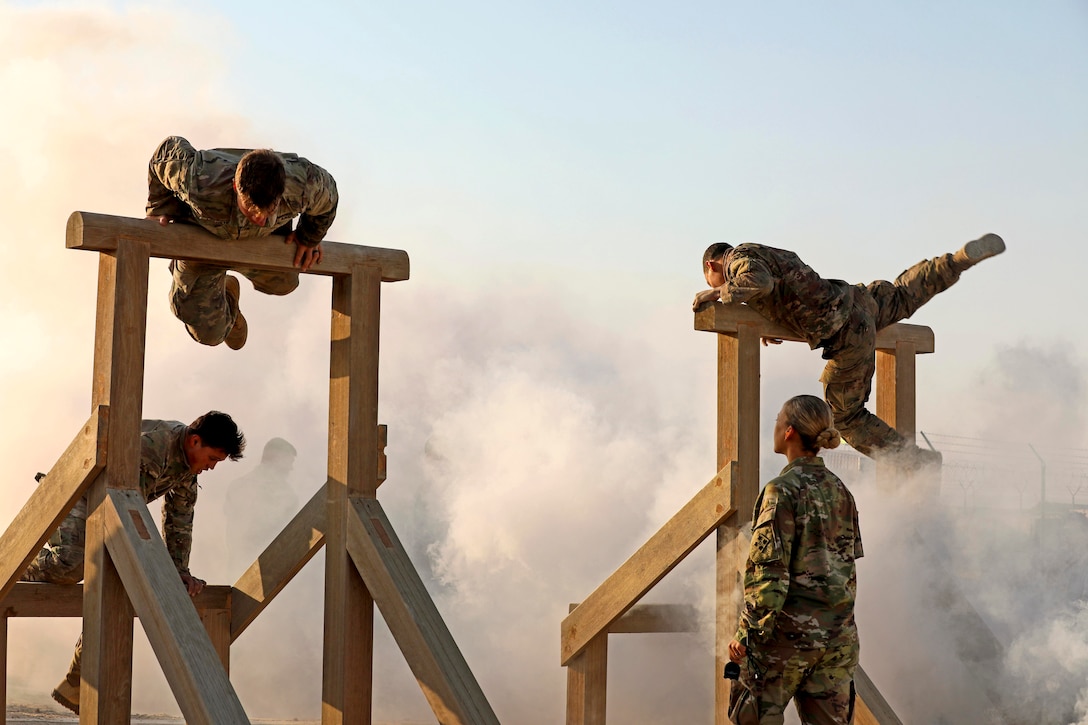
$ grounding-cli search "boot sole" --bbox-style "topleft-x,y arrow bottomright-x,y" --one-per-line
963,233 -> 1005,262
51,687 -> 79,715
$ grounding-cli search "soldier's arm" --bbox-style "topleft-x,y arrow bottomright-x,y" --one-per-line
161,483 -> 198,577
735,485 -> 795,646
146,136 -> 198,221
719,255 -> 775,305
293,162 -> 339,247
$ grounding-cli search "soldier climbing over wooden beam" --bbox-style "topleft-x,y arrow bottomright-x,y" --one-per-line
147,135 -> 339,350
693,234 -> 1005,469
21,412 -> 246,714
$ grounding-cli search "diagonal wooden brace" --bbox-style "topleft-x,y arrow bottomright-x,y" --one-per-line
345,496 -> 499,725
0,406 -> 108,600
102,488 -> 250,725
561,463 -> 737,666
230,425 -> 387,641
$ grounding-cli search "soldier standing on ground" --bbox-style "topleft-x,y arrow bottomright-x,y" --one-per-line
693,234 -> 1006,467
727,395 -> 862,725
147,135 -> 339,350
22,411 -> 246,714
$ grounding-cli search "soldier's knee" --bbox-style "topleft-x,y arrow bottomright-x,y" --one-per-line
252,277 -> 299,296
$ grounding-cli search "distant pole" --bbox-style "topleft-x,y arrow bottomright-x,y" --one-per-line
1028,443 -> 1046,524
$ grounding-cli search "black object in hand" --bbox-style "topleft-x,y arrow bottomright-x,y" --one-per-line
723,661 -> 741,680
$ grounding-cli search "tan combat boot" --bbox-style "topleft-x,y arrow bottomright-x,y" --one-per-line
952,233 -> 1005,269
51,675 -> 79,715
224,275 -> 248,350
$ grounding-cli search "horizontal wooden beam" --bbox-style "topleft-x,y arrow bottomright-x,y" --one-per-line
1,582 -> 230,618
694,303 -> 934,354
231,425 -> 387,640
0,407 -> 109,601
103,489 -> 249,725
67,212 -> 410,282
568,603 -> 699,634
561,464 -> 736,666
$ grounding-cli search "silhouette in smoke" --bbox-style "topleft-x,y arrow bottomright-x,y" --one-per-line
224,437 -> 299,574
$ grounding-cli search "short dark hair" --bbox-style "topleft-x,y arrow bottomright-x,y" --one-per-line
236,149 -> 286,209
189,411 -> 246,460
702,242 -> 733,266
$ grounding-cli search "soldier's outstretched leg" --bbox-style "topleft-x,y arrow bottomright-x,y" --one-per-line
820,299 -> 940,469
867,234 -> 1005,330
168,260 -> 246,349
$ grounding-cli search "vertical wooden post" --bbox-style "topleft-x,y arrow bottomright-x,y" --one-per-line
322,264 -> 380,724
715,323 -> 761,723
201,608 -> 231,675
876,341 -> 920,489
83,241 -> 148,722
1,615 -> 7,725
565,634 -> 607,725
875,341 -> 916,440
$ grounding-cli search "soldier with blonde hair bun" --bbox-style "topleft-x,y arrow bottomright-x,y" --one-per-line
727,395 -> 862,725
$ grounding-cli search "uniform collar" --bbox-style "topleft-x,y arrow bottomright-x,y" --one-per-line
780,456 -> 825,475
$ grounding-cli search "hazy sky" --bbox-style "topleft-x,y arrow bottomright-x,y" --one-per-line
1,0 -> 1086,722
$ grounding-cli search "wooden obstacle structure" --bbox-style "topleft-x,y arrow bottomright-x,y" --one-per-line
560,302 -> 931,725
0,213 -> 499,724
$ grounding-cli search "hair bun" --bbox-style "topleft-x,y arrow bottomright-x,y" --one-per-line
816,427 -> 842,451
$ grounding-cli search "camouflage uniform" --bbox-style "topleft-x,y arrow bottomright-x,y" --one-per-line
147,135 -> 339,345
729,456 -> 863,725
22,420 -> 201,683
718,244 -> 964,458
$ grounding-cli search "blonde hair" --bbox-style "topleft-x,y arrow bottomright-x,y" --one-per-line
781,395 -> 841,452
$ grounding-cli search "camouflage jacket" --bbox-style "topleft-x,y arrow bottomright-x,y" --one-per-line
736,456 -> 863,650
147,136 -> 338,247
140,420 -> 200,575
719,244 -> 854,349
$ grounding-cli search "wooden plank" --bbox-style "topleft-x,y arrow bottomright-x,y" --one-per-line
561,464 -> 737,666
564,635 -> 607,725
694,302 -> 935,354
0,583 -> 229,618
607,604 -> 698,634
875,342 -> 917,441
1,615 -> 7,725
322,268 -> 379,725
102,488 -> 249,724
201,607 -> 232,676
0,407 -> 108,600
346,498 -> 500,725
79,519 -> 134,722
67,211 -> 410,282
231,425 -> 386,641
714,323 -> 761,724
83,239 -> 149,723
854,665 -> 903,725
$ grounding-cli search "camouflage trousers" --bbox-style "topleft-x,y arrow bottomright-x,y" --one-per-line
728,639 -> 859,725
21,495 -> 88,682
820,253 -> 964,459
170,259 -> 298,346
